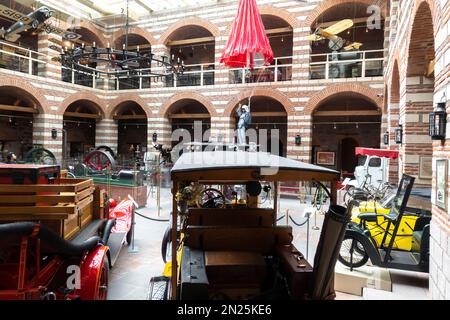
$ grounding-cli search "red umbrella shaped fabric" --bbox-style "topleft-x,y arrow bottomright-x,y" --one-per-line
220,0 -> 274,69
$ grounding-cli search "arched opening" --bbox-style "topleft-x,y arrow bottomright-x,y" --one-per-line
113,101 -> 148,160
231,97 -> 288,156
230,15 -> 293,84
0,86 -> 40,161
61,27 -> 105,87
0,2 -> 39,75
309,2 -> 385,80
166,99 -> 211,148
166,25 -> 215,87
403,2 -> 435,187
63,100 -> 103,160
312,93 -> 382,173
113,34 -> 152,90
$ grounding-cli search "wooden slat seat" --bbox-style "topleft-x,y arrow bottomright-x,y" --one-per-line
187,208 -> 275,227
185,226 -> 293,255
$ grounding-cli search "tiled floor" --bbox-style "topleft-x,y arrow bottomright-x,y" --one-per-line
108,187 -> 430,300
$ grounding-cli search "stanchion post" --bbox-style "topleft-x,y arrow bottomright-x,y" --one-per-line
157,156 -> 161,217
312,209 -> 320,231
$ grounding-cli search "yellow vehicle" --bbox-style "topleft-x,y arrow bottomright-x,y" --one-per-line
150,150 -> 352,300
351,190 -> 431,252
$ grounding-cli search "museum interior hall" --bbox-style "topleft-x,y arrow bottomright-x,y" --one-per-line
0,0 -> 448,303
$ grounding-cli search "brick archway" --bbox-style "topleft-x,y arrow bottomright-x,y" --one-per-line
61,93 -> 106,118
389,59 -> 400,105
258,6 -> 300,29
404,0 -> 438,79
224,88 -> 295,118
158,18 -> 220,45
303,0 -> 387,28
112,27 -> 157,47
305,84 -> 383,115
76,21 -> 106,47
160,92 -> 216,118
108,96 -> 151,119
0,78 -> 48,114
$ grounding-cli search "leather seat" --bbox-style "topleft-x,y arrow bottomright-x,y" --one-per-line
0,222 -> 100,256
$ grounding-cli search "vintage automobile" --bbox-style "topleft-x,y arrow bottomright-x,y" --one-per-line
351,187 -> 431,252
339,175 -> 430,273
0,164 -> 134,300
149,150 -> 352,300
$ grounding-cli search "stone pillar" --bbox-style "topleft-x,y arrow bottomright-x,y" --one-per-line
292,27 -> 311,81
210,116 -> 235,144
214,36 -> 229,85
400,76 -> 434,187
37,32 -> 62,80
32,114 -> 64,163
95,119 -> 118,153
387,102 -> 400,183
150,117 -> 172,149
287,115 -> 311,162
151,44 -> 172,89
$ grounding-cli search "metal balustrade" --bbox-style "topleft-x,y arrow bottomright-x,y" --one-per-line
0,40 -> 385,90
310,49 -> 385,80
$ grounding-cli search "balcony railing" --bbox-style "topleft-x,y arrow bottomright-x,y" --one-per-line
0,40 -> 47,76
165,63 -> 215,88
0,40 -> 385,91
229,56 -> 293,84
310,49 -> 384,80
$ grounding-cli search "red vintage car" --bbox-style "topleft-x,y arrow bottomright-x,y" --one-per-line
0,179 -> 135,300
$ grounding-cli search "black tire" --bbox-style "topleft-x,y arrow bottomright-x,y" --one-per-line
161,226 -> 172,264
338,235 -> 369,269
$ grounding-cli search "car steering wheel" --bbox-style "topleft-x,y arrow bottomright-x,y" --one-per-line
196,188 -> 226,209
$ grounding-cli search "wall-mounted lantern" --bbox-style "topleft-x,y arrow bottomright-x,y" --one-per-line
394,125 -> 403,144
295,135 -> 302,146
152,132 -> 158,143
51,129 -> 58,140
429,102 -> 447,141
383,131 -> 390,146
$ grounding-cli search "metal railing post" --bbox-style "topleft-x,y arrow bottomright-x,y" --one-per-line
325,54 -> 330,80
200,65 -> 204,86
28,50 -> 33,75
362,51 -> 367,78
275,58 -> 278,82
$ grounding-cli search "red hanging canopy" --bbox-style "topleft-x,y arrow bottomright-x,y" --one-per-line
355,148 -> 399,159
220,0 -> 274,69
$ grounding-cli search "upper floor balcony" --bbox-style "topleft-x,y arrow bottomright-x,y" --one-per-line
0,39 -> 385,91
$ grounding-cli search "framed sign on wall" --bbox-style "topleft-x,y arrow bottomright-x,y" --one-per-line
419,156 -> 433,180
317,151 -> 336,166
436,159 -> 447,210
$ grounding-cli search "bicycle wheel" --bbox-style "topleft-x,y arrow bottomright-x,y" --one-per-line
338,235 -> 369,269
344,186 -> 355,205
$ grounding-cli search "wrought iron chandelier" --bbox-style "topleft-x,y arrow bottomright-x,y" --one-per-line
59,0 -> 185,80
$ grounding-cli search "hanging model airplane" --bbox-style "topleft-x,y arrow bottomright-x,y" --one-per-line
0,4 -> 81,42
307,19 -> 363,52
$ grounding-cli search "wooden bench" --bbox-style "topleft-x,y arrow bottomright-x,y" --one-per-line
185,225 -> 293,255
187,208 -> 275,227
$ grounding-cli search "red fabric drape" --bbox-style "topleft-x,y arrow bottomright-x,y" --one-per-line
220,0 -> 274,69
